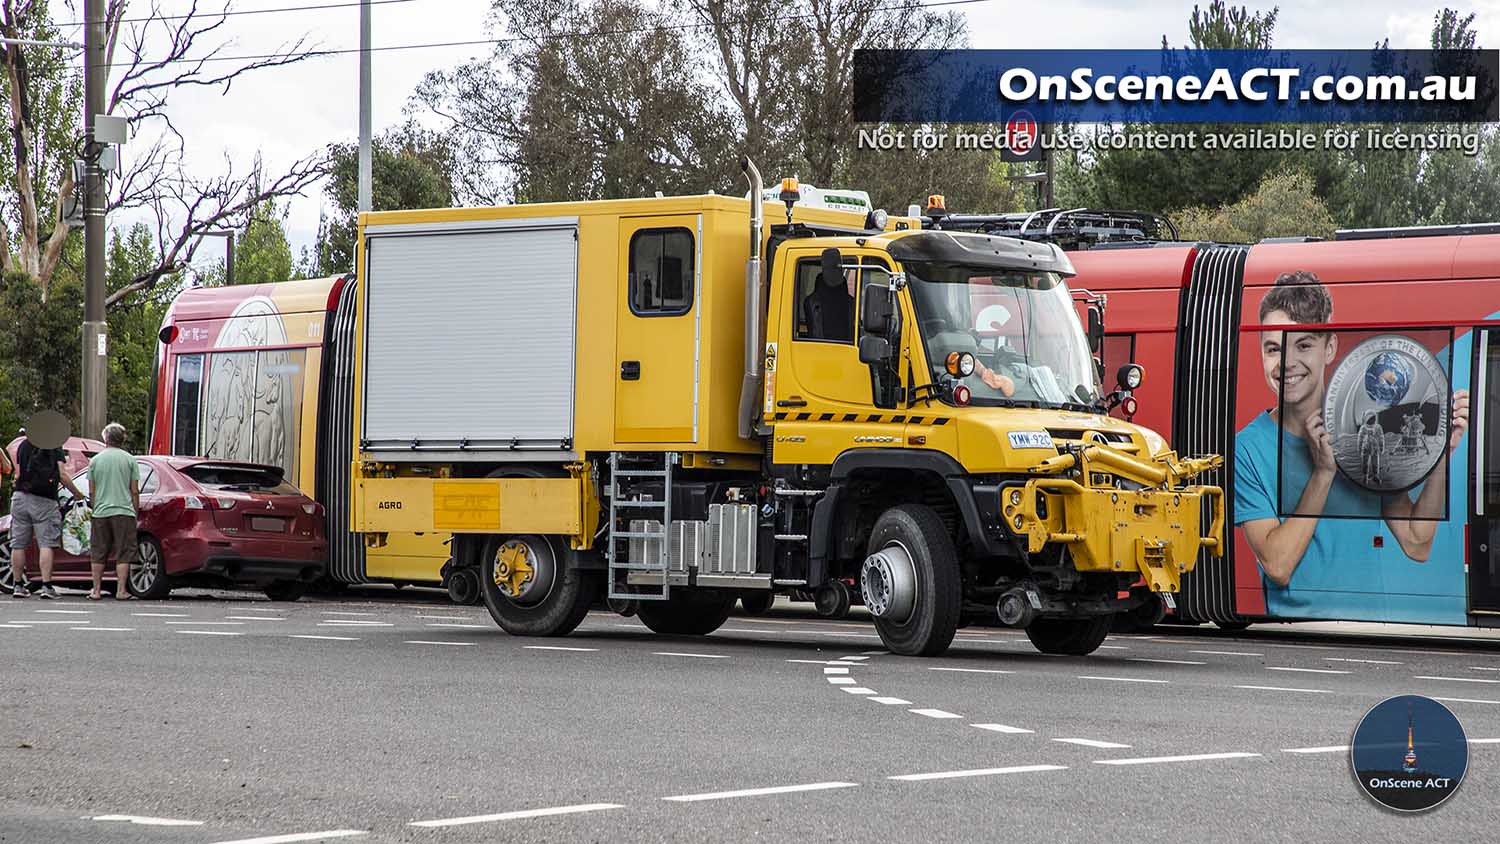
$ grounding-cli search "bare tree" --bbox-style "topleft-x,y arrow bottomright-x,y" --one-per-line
0,0 -> 325,304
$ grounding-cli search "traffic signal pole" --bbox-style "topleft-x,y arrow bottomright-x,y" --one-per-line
81,0 -> 108,438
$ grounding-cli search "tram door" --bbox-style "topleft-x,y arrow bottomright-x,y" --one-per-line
1472,330 -> 1500,616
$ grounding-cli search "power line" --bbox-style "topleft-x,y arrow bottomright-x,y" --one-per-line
102,0 -> 995,67
60,0 -> 419,28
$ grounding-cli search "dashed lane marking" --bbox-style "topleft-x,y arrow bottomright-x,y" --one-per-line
8,620 -> 84,624
909,708 -> 963,719
972,724 -> 1034,734
1054,738 -> 1131,749
786,659 -> 847,665
415,615 -> 475,621
662,782 -> 858,802
165,621 -> 243,626
1126,658 -> 1206,666
289,635 -> 359,641
1434,697 -> 1500,705
176,630 -> 241,636
1470,666 -> 1500,672
1077,675 -> 1168,685
1416,675 -> 1500,685
1096,645 -> 1129,650
34,609 -> 91,614
523,645 -> 599,652
405,640 -> 475,647
1234,685 -> 1331,694
889,764 -> 1067,782
1190,650 -> 1262,657
1282,746 -> 1348,754
827,677 -> 856,685
131,612 -> 189,618
316,621 -> 393,626
227,616 -> 284,622
1094,752 -> 1261,766
0,624 -> 32,629
320,611 -> 376,617
654,652 -> 730,659
927,666 -> 1014,675
869,697 -> 911,705
210,831 -> 367,844
1266,666 -> 1350,675
410,803 -> 624,827
1325,657 -> 1402,665
824,667 -> 850,674
72,627 -> 132,632
92,814 -> 203,826
840,655 -> 870,661
842,687 -> 876,695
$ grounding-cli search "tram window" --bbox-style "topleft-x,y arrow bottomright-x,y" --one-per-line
172,354 -> 203,456
629,228 -> 694,316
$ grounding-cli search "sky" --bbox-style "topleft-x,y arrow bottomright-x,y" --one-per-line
91,0 -> 1500,274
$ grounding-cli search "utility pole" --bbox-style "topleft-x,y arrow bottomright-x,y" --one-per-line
82,0 -> 108,437
357,0 -> 372,214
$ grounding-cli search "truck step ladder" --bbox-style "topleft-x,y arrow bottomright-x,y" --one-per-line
606,451 -> 676,601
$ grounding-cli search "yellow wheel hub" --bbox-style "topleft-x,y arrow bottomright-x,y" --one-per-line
494,541 -> 536,598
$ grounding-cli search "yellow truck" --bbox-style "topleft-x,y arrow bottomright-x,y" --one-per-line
349,161 -> 1224,656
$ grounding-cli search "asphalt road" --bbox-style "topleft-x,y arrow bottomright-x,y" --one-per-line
2,590 -> 1499,843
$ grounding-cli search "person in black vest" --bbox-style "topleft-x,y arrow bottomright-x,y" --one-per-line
10,428 -> 86,599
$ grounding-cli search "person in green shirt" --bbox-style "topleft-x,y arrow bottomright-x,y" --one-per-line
87,423 -> 140,601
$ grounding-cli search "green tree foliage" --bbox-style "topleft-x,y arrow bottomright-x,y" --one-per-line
1174,169 -> 1336,243
233,200 -> 295,285
312,124 -> 456,275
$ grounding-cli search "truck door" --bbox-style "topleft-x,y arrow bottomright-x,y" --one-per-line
1471,329 -> 1500,616
615,215 -> 701,444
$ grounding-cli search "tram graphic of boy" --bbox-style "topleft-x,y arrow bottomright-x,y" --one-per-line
1232,270 -> 1469,616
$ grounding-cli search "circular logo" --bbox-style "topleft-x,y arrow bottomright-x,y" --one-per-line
1351,695 -> 1467,813
1322,335 -> 1448,494
1005,111 -> 1039,156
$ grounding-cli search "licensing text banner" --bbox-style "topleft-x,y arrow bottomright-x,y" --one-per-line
852,49 -> 1500,123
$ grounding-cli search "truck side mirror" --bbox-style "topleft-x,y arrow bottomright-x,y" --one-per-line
1087,306 -> 1104,354
859,335 -> 892,365
861,286 -> 894,337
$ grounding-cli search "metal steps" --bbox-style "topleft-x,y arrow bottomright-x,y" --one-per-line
606,451 -> 675,601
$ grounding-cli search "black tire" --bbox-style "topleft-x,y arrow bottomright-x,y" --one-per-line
1025,615 -> 1114,656
636,589 -> 737,636
127,535 -> 174,600
479,534 -> 599,636
1112,593 -> 1165,633
739,592 -> 774,616
264,580 -> 309,602
865,503 -> 961,657
445,567 -> 481,605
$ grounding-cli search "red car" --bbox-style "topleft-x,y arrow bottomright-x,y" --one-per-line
1,456 -> 327,601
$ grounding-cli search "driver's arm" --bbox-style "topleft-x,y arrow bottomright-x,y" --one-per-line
974,359 -> 1016,396
59,464 -> 85,502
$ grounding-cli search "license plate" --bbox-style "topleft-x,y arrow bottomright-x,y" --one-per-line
248,516 -> 287,533
1008,431 -> 1056,450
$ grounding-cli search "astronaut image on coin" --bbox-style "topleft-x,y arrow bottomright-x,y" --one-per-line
1323,336 -> 1450,494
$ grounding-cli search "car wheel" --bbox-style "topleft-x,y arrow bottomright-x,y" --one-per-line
127,536 -> 174,600
0,536 -> 16,595
264,581 -> 309,602
636,589 -> 737,636
739,592 -> 774,616
1025,615 -> 1114,656
479,534 -> 599,636
863,503 -> 961,657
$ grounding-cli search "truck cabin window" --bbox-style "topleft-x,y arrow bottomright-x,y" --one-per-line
905,264 -> 1102,410
629,228 -> 695,316
794,259 -> 857,343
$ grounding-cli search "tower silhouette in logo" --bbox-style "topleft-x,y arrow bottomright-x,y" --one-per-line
1403,703 -> 1419,774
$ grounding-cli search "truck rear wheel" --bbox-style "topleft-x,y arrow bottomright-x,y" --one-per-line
1025,615 -> 1113,656
636,590 -> 736,636
479,535 -> 599,637
863,503 -> 960,657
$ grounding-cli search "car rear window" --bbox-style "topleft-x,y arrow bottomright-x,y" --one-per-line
181,464 -> 300,495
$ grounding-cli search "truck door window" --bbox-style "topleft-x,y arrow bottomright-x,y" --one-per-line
629,228 -> 694,316
794,258 -> 856,343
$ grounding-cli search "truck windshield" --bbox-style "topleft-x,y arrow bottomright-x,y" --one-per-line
905,263 -> 1102,409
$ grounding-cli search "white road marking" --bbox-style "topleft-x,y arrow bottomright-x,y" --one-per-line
1434,697 -> 1500,705
210,831 -> 367,844
320,611 -> 376,616
1190,650 -> 1262,657
9,620 -> 85,624
289,635 -> 359,641
654,652 -> 729,659
317,621 -> 393,626
1234,685 -> 1331,694
227,616 -> 284,622
842,687 -> 876,695
1077,675 -> 1168,685
176,630 -> 242,636
786,659 -> 848,665
1468,738 -> 1500,744
927,666 -> 1014,675
1471,666 -> 1500,672
1325,657 -> 1402,665
1054,738 -> 1131,749
869,696 -> 911,705
1095,752 -> 1261,766
824,667 -> 850,674
0,624 -> 32,629
92,814 -> 203,826
889,764 -> 1067,782
131,612 -> 189,618
1266,666 -> 1350,675
840,656 -> 870,661
72,627 -> 132,632
663,782 -> 858,802
1416,675 -> 1500,685
415,615 -> 474,621
1096,645 -> 1129,650
426,623 -> 490,629
909,708 -> 963,719
165,620 -> 243,626
1281,746 -> 1348,754
35,609 -> 91,614
523,645 -> 598,652
405,640 -> 474,647
410,803 -> 624,828
827,677 -> 855,685
972,723 -> 1034,734
1126,658 -> 1206,666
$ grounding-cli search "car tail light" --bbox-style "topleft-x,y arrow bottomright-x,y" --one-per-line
184,494 -> 206,510
214,497 -> 236,510
301,503 -> 324,516
952,384 -> 971,406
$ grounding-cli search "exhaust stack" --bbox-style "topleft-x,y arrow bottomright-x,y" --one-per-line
737,157 -> 766,439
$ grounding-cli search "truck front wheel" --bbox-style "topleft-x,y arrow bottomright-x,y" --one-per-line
479,534 -> 599,636
636,590 -> 737,636
1025,615 -> 1113,656
863,503 -> 961,657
